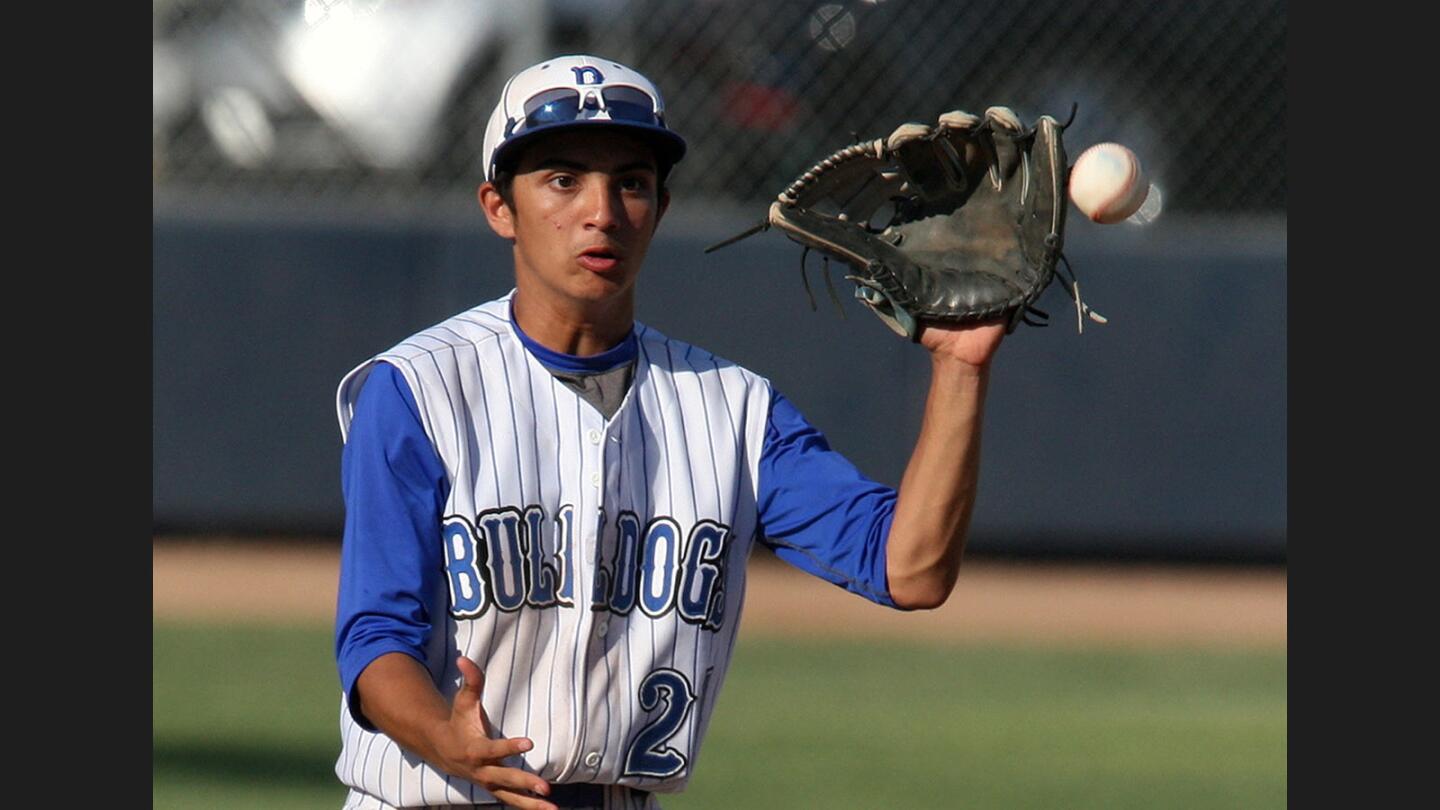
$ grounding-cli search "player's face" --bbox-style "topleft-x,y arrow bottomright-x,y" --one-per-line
483,130 -> 669,312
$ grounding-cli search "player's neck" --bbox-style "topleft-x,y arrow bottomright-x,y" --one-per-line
511,288 -> 634,357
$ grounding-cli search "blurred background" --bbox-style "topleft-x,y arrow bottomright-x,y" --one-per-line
153,1 -> 1286,807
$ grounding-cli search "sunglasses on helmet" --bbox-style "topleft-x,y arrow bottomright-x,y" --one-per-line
507,85 -> 664,138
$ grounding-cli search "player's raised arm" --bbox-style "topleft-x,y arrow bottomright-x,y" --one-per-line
713,106 -> 1098,610
882,321 -> 1005,610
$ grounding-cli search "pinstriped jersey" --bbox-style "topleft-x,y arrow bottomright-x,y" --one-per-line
334,294 -> 772,805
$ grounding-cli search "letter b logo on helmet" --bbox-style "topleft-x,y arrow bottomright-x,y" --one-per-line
571,66 -> 605,85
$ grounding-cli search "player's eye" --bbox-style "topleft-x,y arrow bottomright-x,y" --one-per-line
619,176 -> 651,194
549,174 -> 577,190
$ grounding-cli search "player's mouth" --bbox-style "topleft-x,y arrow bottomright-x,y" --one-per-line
577,246 -> 625,273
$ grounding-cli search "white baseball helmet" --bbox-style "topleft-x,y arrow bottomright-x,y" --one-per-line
481,54 -> 687,183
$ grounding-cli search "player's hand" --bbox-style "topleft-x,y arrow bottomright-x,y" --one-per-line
917,320 -> 1007,373
431,656 -> 557,810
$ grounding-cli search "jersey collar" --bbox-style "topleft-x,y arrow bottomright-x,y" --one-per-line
509,299 -> 638,374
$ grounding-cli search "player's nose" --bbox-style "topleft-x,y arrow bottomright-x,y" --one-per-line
582,176 -> 624,231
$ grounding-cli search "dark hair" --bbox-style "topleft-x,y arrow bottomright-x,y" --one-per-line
492,169 -> 518,211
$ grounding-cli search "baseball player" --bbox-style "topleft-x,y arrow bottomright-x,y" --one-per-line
333,54 -> 1005,810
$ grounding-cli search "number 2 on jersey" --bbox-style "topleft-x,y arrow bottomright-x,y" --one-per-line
623,669 -> 697,778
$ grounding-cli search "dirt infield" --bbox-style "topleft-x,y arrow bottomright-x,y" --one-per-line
152,538 -> 1286,649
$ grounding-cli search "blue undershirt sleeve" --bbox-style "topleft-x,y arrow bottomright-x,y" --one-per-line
756,389 -> 899,608
335,361 -> 451,730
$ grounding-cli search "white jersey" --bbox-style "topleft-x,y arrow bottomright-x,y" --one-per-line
335,293 -> 771,806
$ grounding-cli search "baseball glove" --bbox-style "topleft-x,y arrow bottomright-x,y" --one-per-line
708,105 -> 1105,338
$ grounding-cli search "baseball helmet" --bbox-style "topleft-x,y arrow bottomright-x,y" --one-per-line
482,54 -> 687,183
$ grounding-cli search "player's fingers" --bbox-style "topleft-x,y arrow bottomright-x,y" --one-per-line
456,655 -> 485,691
476,734 -> 536,761
473,765 -> 551,800
488,787 -> 558,810
453,656 -> 504,736
454,655 -> 485,708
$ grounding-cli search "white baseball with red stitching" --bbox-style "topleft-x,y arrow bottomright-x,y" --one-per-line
1069,143 -> 1148,224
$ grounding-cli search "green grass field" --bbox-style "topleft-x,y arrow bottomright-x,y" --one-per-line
153,622 -> 1285,809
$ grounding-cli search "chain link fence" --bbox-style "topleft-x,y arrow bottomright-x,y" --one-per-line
153,0 -> 1284,214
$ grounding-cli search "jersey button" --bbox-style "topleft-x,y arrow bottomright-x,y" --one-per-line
584,751 -> 601,768
587,429 -> 602,445
590,471 -> 601,487
596,618 -> 609,637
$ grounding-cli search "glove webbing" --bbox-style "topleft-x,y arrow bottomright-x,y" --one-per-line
778,139 -> 887,207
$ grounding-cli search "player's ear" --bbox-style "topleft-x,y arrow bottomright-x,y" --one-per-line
478,182 -> 516,240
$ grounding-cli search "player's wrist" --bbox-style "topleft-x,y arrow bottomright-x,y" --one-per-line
929,352 -> 991,382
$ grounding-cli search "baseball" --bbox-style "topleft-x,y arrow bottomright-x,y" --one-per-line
1068,142 -> 1148,224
